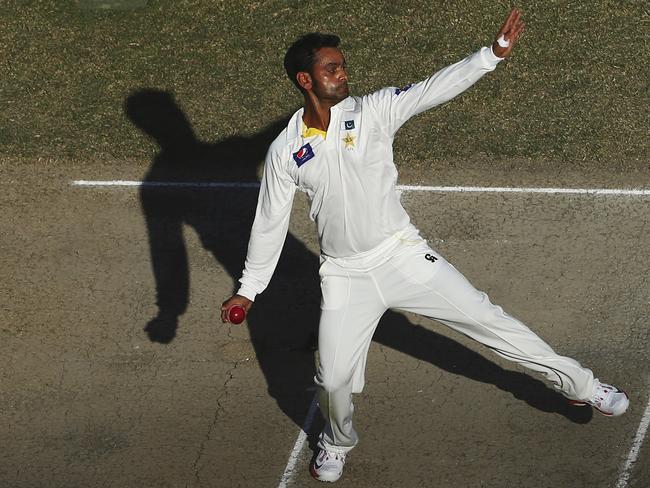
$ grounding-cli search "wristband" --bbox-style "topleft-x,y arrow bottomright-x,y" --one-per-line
497,35 -> 510,48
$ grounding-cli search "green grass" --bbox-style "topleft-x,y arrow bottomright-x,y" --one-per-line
2,0 -> 648,172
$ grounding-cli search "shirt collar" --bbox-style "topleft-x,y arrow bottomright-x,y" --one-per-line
285,97 -> 359,142
286,108 -> 305,142
336,96 -> 359,112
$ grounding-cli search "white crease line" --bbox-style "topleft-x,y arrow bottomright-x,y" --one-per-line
278,392 -> 319,488
615,389 -> 650,488
398,185 -> 650,196
71,180 -> 650,196
72,180 -> 260,188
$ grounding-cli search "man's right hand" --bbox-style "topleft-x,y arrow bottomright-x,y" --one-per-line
492,8 -> 525,58
221,294 -> 253,323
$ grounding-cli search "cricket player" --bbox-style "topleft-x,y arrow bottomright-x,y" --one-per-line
221,8 -> 629,483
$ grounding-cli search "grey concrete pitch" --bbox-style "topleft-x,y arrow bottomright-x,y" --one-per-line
2,160 -> 648,488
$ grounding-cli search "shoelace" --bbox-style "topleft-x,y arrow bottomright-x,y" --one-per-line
323,452 -> 345,463
591,384 -> 615,404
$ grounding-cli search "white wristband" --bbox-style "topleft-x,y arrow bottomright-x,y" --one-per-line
497,35 -> 510,48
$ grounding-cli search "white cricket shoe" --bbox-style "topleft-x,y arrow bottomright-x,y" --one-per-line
310,448 -> 346,483
569,382 -> 629,416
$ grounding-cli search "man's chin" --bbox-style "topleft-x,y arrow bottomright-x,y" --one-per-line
336,88 -> 350,101
322,87 -> 350,105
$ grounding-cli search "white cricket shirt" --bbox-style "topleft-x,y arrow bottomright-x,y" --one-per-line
238,46 -> 502,301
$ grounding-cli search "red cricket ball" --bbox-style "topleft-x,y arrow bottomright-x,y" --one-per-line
228,305 -> 246,325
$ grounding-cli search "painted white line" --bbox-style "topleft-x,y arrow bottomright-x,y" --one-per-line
615,389 -> 650,488
278,392 -> 319,488
398,185 -> 650,196
72,180 -> 260,188
71,180 -> 650,196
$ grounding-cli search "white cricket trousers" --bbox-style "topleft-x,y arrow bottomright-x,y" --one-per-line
315,227 -> 598,454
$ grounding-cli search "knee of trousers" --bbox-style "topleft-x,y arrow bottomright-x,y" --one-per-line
465,293 -> 516,326
314,368 -> 354,394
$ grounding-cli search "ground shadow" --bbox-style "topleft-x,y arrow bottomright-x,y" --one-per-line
124,88 -> 591,436
125,88 -> 319,426
373,313 -> 592,422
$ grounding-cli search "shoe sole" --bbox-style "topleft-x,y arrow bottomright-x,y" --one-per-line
568,390 -> 629,417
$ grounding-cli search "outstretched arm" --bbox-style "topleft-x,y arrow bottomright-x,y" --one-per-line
368,8 -> 525,136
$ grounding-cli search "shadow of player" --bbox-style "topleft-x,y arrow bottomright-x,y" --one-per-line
125,88 -> 320,426
125,88 -> 591,435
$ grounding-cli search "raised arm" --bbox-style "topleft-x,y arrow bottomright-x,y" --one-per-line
367,8 -> 525,136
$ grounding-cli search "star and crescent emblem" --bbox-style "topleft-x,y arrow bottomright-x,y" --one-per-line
342,132 -> 356,149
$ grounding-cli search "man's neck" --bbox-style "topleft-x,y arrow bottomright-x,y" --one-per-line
302,94 -> 338,131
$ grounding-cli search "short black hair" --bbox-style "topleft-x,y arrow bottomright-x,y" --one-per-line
284,33 -> 341,92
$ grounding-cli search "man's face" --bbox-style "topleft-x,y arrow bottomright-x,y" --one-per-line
307,47 -> 350,103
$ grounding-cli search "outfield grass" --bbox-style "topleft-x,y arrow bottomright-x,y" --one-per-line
2,1 -> 648,173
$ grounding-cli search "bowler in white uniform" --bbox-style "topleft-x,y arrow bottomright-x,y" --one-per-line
221,8 -> 629,483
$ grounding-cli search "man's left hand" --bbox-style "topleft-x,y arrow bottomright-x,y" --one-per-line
492,8 -> 525,58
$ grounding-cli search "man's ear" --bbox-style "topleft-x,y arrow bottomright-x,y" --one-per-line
297,71 -> 312,91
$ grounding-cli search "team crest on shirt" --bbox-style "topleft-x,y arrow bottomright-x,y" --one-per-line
394,83 -> 413,95
342,132 -> 356,150
293,143 -> 315,167
344,120 -> 355,130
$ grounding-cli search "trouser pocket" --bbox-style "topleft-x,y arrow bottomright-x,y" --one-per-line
319,260 -> 351,311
